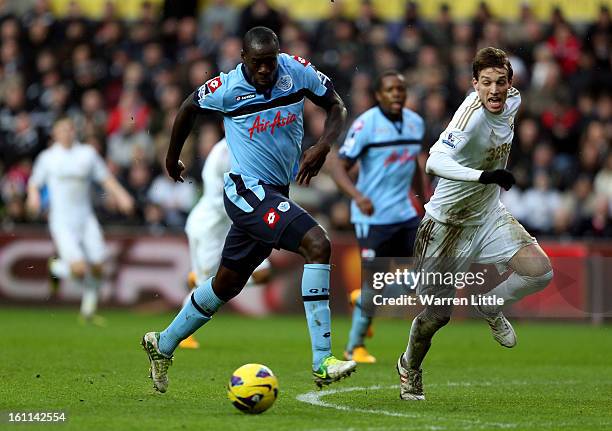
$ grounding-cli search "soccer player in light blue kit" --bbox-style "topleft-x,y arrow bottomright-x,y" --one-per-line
334,71 -> 428,363
142,27 -> 357,392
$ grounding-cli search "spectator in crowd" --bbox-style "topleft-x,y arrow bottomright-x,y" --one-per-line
521,172 -> 562,234
199,0 -> 238,37
146,169 -> 196,228
237,0 -> 282,37
106,107 -> 154,171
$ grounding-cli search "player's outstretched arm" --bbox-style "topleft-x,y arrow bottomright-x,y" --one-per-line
297,91 -> 347,185
166,93 -> 201,182
26,182 -> 41,218
426,151 -> 515,190
102,176 -> 135,215
331,155 -> 373,215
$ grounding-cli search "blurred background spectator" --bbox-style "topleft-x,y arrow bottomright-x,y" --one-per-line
1,0 -> 610,238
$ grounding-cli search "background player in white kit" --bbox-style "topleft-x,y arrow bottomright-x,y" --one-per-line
26,117 -> 134,324
180,137 -> 270,349
397,48 -> 554,400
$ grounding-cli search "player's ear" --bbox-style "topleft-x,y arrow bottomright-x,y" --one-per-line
472,77 -> 478,91
241,49 -> 246,62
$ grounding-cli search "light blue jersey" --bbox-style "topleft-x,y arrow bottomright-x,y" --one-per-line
193,53 -> 332,213
338,106 -> 425,225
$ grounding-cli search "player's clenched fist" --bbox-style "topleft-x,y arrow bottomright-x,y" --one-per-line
356,195 -> 374,216
479,169 -> 516,191
166,158 -> 185,183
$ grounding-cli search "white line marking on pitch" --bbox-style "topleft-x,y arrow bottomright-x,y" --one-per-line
297,380 -> 598,430
296,383 -> 518,430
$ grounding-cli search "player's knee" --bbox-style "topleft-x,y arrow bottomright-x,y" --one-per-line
70,262 -> 87,279
523,256 -> 553,278
307,237 -> 331,263
212,277 -> 244,301
421,307 -> 451,329
213,265 -> 250,301
300,227 -> 331,264
511,246 -> 553,277
429,313 -> 450,329
423,306 -> 451,328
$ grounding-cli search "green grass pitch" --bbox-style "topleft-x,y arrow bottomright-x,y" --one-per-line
1,308 -> 611,430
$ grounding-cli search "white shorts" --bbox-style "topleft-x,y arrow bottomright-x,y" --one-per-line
415,205 -> 537,296
49,214 -> 106,264
187,228 -> 270,283
187,231 -> 226,282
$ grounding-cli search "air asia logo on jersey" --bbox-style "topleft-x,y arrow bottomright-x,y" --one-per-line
442,132 -> 457,149
206,76 -> 222,94
263,208 -> 280,228
236,93 -> 256,102
276,75 -> 293,92
248,111 -> 297,139
277,201 -> 290,212
293,56 -> 310,67
384,149 -> 416,167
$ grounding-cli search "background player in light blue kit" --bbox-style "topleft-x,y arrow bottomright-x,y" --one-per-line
142,26 -> 357,392
334,71 -> 428,363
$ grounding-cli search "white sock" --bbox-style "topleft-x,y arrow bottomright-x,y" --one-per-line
481,270 -> 554,314
50,259 -> 71,279
80,275 -> 101,318
80,286 -> 97,317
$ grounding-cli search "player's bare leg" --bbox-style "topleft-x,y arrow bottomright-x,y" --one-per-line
78,263 -> 105,326
344,288 -> 376,364
72,261 -> 96,324
47,257 -> 67,295
477,244 -> 553,347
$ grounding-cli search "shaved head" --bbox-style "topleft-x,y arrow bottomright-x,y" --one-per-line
243,26 -> 279,54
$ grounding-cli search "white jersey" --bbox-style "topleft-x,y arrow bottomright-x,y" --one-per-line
185,139 -> 231,239
29,142 -> 109,226
425,88 -> 520,225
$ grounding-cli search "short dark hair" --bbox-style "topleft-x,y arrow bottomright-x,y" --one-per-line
243,26 -> 279,52
472,47 -> 513,80
374,70 -> 404,92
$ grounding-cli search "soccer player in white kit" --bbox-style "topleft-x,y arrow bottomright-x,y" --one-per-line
27,117 -> 134,323
396,48 -> 554,400
179,137 -> 270,349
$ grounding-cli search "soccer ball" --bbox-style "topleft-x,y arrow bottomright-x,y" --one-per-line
227,364 -> 279,414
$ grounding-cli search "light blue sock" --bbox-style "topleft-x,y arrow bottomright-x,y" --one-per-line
158,277 -> 224,356
302,264 -> 332,370
347,293 -> 372,352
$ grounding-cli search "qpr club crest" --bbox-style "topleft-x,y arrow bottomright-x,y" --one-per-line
276,75 -> 293,92
277,201 -> 290,212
